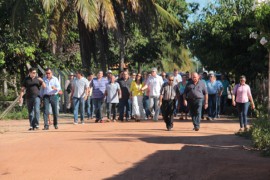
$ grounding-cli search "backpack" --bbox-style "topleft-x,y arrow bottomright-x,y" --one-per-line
66,83 -> 72,94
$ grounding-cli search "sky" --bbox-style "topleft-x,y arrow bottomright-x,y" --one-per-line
185,0 -> 212,21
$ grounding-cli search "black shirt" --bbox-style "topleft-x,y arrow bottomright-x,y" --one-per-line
117,78 -> 133,100
22,76 -> 42,99
184,80 -> 208,99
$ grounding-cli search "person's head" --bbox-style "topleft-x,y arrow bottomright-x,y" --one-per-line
111,75 -> 116,83
29,68 -> 37,78
151,67 -> 158,77
135,73 -> 142,83
107,70 -> 112,78
161,72 -> 167,79
131,72 -> 137,79
87,73 -> 94,80
173,68 -> 178,76
167,74 -> 174,85
192,72 -> 199,83
239,75 -> 246,85
123,70 -> 129,80
97,71 -> 103,79
69,72 -> 74,80
208,71 -> 215,82
76,70 -> 83,79
202,71 -> 207,79
45,68 -> 53,79
186,71 -> 190,78
182,74 -> 187,82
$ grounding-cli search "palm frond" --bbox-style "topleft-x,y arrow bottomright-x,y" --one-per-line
154,3 -> 182,29
98,0 -> 116,29
75,0 -> 98,30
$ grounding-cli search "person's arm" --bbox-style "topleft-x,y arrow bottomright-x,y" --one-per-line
19,86 -> 25,104
37,77 -> 46,88
248,86 -> 255,109
84,84 -> 88,101
204,94 -> 208,109
70,82 -> 74,102
159,85 -> 164,106
232,85 -> 237,106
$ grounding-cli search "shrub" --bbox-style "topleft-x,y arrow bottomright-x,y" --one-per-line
251,118 -> 270,156
3,106 -> 28,120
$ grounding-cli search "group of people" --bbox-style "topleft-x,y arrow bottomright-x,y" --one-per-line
20,67 -> 255,132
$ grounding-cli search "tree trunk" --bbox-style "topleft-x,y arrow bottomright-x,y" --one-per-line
119,30 -> 125,72
3,69 -> 8,96
267,49 -> 270,116
98,25 -> 109,73
77,13 -> 96,73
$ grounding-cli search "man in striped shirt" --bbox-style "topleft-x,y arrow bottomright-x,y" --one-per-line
159,74 -> 179,131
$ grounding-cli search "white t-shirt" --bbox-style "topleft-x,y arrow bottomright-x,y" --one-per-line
106,82 -> 120,103
146,75 -> 163,96
173,74 -> 182,85
72,77 -> 88,98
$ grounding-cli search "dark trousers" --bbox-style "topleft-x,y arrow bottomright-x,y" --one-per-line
26,97 -> 40,128
119,99 -> 130,120
208,94 -> 217,118
86,96 -> 93,118
220,95 -> 227,115
107,103 -> 117,120
188,99 -> 203,128
162,100 -> 175,128
43,95 -> 58,128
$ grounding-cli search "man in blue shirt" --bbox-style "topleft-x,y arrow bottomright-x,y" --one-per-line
90,71 -> 108,123
206,72 -> 223,121
41,68 -> 61,130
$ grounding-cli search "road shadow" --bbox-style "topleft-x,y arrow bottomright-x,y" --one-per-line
105,134 -> 270,180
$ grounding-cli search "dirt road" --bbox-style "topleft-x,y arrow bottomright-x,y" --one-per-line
0,115 -> 269,180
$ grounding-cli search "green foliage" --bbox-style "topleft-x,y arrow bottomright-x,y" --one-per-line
185,0 -> 268,79
0,51 -> 5,67
251,118 -> 270,156
2,106 -> 28,120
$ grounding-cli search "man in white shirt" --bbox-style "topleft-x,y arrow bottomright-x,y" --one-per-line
173,68 -> 182,85
141,67 -> 163,121
70,70 -> 89,124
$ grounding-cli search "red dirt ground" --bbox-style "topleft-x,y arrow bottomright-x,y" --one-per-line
0,115 -> 269,180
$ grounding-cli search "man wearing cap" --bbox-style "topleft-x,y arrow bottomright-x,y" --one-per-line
65,72 -> 74,113
107,70 -> 113,82
206,71 -> 223,121
141,67 -> 163,121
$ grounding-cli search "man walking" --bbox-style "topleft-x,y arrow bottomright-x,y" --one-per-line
183,72 -> 208,131
41,68 -> 61,130
159,75 -> 178,131
141,68 -> 163,121
117,70 -> 133,121
90,71 -> 108,123
19,68 -> 46,130
70,70 -> 89,124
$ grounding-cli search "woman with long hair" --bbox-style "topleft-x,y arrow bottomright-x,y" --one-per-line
130,73 -> 146,121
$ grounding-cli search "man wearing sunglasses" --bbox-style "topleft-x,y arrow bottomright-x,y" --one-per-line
159,74 -> 178,131
41,68 -> 61,130
19,68 -> 46,130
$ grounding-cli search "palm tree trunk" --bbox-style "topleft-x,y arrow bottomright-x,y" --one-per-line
98,25 -> 109,73
268,49 -> 270,118
77,13 -> 94,73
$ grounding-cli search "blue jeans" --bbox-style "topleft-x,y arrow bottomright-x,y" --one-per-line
43,95 -> 58,127
85,96 -> 93,118
149,96 -> 160,121
188,99 -> 203,129
208,94 -> 217,118
92,98 -> 104,120
26,97 -> 40,128
237,102 -> 250,128
73,97 -> 85,123
119,99 -> 130,120
143,95 -> 151,118
220,95 -> 227,115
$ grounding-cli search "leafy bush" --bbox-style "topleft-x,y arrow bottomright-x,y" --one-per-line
2,106 -> 28,120
251,118 -> 270,156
